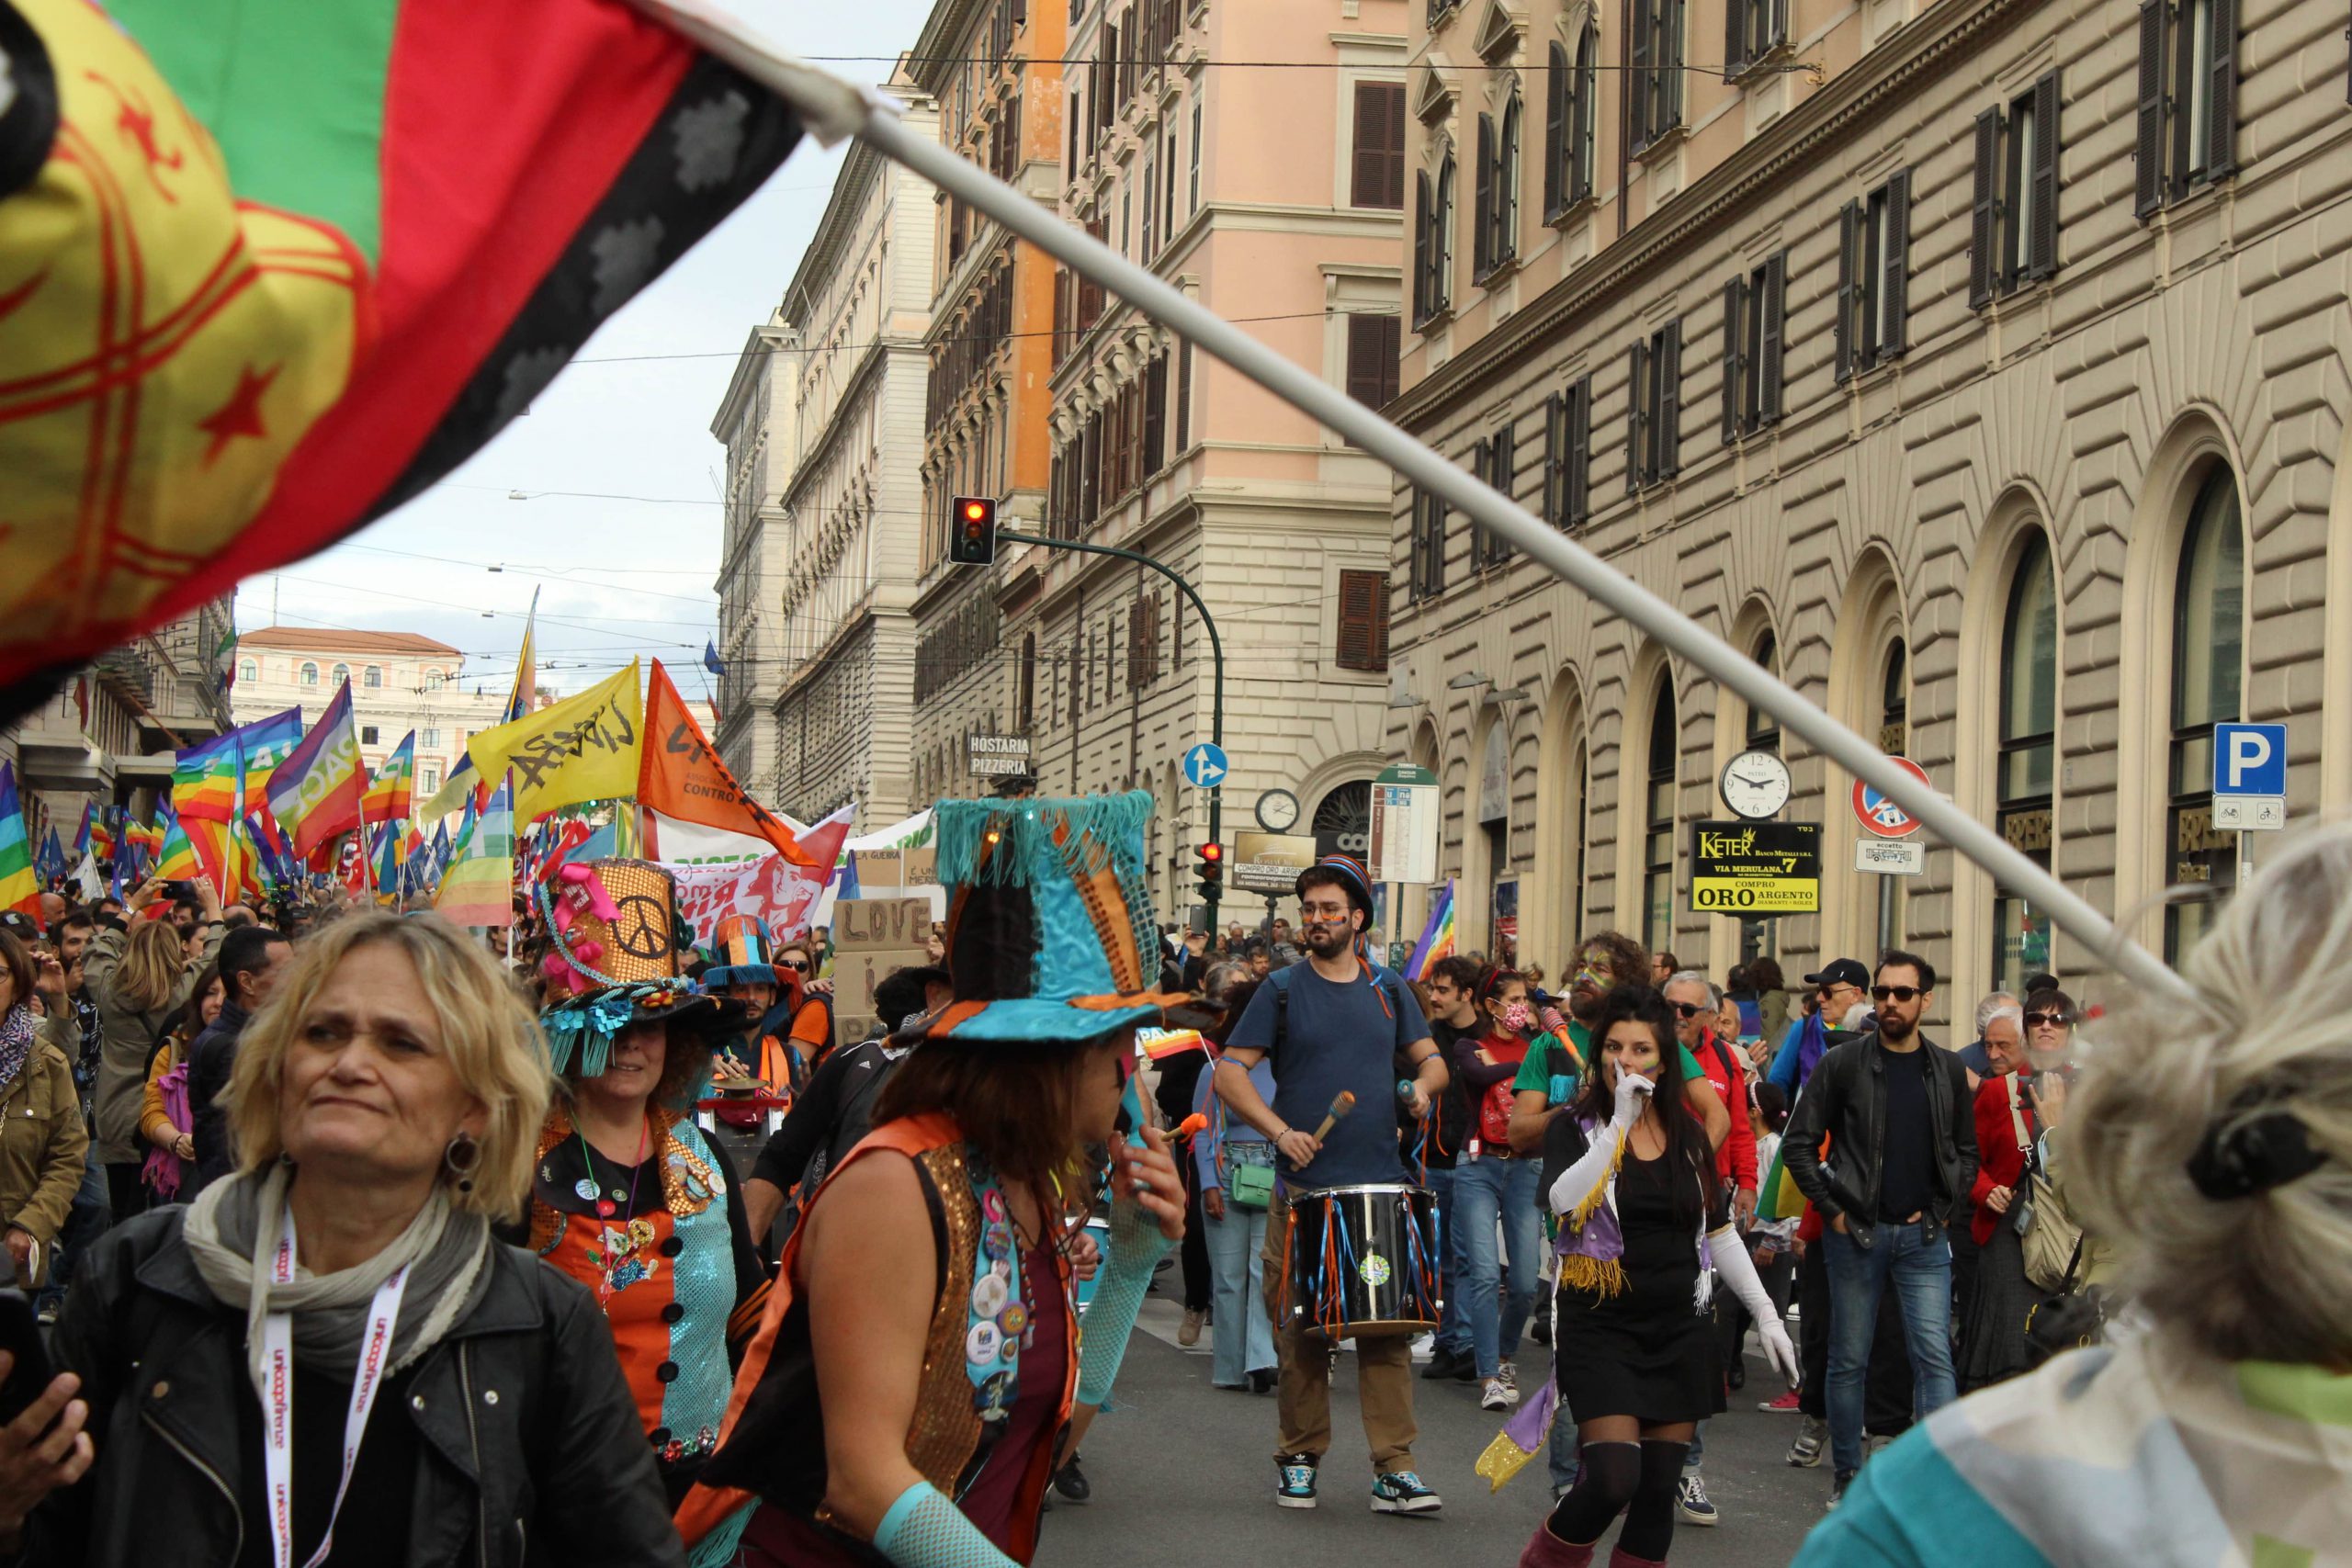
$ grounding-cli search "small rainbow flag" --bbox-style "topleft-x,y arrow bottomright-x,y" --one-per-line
363,732 -> 416,825
433,780 -> 513,928
267,682 -> 367,858
1404,878 -> 1456,981
0,762 -> 42,919
1136,1028 -> 1207,1062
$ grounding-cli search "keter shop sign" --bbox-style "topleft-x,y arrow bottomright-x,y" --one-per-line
1689,821 -> 1822,914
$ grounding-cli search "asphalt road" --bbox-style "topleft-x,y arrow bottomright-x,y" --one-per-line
1036,1294 -> 1833,1568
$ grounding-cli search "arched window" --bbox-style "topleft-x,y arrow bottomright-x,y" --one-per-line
1643,679 -> 1677,954
238,660 -> 257,684
330,663 -> 349,687
1876,638 -> 1910,950
1994,534 -> 2058,994
1745,631 -> 1781,753
425,671 -> 445,692
2165,469 -> 2245,963
300,662 -> 319,686
364,666 -> 382,688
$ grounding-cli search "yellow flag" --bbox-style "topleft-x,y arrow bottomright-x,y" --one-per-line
464,661 -> 642,823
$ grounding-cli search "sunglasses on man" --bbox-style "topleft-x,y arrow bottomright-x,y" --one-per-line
1870,985 -> 1924,1003
1671,1001 -> 1707,1019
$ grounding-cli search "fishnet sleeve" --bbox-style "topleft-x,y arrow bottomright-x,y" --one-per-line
1072,1187 -> 1174,1407
872,1482 -> 1023,1568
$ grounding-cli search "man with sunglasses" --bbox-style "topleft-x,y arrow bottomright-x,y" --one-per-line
1782,950 -> 1978,1510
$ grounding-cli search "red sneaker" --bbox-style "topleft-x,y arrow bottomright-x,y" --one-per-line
1758,1390 -> 1803,1412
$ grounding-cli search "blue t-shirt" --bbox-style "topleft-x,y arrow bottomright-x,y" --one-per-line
1225,959 -> 1430,1190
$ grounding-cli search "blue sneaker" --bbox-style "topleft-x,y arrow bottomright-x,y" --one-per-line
1370,1470 -> 1442,1515
1277,1454 -> 1318,1509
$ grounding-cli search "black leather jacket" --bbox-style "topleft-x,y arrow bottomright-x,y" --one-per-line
1781,1032 -> 1979,1245
22,1209 -> 683,1568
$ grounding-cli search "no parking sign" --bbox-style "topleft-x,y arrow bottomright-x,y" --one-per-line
1851,757 -> 1934,839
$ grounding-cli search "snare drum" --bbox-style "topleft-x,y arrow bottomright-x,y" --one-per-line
1284,1182 -> 1442,1338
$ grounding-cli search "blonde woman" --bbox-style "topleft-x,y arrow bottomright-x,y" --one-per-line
85,877 -> 222,1216
1796,824 -> 2352,1566
0,911 -> 684,1568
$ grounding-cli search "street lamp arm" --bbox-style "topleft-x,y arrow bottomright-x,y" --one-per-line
996,529 -> 1226,933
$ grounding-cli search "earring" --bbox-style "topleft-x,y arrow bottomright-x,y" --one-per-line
444,1131 -> 481,1195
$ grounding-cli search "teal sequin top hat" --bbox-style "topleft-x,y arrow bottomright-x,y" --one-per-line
902,790 -> 1187,1044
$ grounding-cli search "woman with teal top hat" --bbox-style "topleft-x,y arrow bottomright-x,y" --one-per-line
673,791 -> 1189,1568
514,858 -> 775,1507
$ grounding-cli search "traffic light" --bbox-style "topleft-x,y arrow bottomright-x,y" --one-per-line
1195,840 -> 1224,899
949,496 -> 998,565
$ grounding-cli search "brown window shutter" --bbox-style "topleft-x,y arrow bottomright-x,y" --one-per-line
1474,116 -> 1496,276
1144,355 -> 1167,474
2207,0 -> 2237,177
1970,107 -> 2000,309
2030,72 -> 2063,279
1627,340 -> 1648,491
2135,0 -> 2165,218
1175,341 -> 1193,451
1412,171 -> 1433,321
1567,376 -> 1591,525
1658,321 -> 1681,478
1881,171 -> 1910,357
1337,569 -> 1385,671
1544,44 -> 1566,218
1721,276 -> 1744,443
1759,252 -> 1785,424
1834,199 -> 1858,382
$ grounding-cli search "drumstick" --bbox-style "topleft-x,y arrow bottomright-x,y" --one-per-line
1309,1090 -> 1356,1144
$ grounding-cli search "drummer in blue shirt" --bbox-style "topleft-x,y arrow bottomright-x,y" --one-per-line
1216,854 -> 1450,1520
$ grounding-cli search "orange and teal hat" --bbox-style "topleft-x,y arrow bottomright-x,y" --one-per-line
704,914 -> 777,990
901,791 -> 1187,1044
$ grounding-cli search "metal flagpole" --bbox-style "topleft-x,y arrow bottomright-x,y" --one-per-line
639,2 -> 2196,1011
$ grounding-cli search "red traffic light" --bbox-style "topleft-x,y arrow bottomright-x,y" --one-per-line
949,495 -> 998,565
1197,842 -> 1223,863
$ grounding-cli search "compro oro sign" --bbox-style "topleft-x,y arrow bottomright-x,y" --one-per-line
1231,831 -> 1318,895
1689,820 -> 1822,914
966,734 -> 1033,778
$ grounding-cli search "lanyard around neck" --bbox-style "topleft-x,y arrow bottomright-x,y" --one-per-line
259,1206 -> 411,1568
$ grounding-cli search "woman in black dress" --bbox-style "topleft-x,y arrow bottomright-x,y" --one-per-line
1521,987 -> 1797,1568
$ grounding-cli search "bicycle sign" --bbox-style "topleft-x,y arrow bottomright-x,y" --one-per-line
1850,757 -> 1933,839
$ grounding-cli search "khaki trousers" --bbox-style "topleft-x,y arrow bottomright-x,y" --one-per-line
1261,1185 -> 1419,1472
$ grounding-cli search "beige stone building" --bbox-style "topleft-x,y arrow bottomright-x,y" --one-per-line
232,628 -> 512,801
714,77 -> 939,829
907,0 -> 1413,923
3,595 -> 237,840
1387,0 -> 2350,1011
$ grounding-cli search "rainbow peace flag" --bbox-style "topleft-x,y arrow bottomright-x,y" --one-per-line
1404,878 -> 1457,980
363,732 -> 416,825
433,780 -> 513,928
267,682 -> 367,858
0,762 -> 42,919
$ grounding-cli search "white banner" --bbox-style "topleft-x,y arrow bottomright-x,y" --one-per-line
666,853 -> 829,946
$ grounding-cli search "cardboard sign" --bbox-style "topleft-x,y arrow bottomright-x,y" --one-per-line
831,897 -> 935,1046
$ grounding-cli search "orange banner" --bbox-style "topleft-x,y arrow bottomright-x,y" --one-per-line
638,661 -> 814,867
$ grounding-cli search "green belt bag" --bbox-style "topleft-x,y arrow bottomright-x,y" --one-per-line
1227,1142 -> 1277,1210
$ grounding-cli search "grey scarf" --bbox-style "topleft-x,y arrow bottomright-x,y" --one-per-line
182,1162 -> 492,1394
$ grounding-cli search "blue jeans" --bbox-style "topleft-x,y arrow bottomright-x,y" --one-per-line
1823,1220 -> 1958,1475
1453,1153 -> 1543,1378
1203,1195 -> 1276,1387
1423,1166 -> 1471,1356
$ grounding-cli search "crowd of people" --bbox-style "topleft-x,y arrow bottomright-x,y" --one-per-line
0,797 -> 2337,1568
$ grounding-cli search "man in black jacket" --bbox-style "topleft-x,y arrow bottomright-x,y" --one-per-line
1782,949 -> 1977,1507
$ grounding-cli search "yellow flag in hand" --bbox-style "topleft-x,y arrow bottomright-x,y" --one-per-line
464,661 -> 642,823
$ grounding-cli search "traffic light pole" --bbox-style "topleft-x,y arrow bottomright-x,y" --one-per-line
995,528 -> 1226,933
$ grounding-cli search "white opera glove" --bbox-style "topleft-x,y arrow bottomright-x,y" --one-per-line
1611,1070 -> 1655,1127
1710,1224 -> 1800,1386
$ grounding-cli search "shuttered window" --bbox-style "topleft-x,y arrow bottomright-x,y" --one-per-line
1970,73 -> 2063,308
1543,44 -> 1567,220
1473,114 -> 1497,278
1834,172 -> 1909,382
1543,375 -> 1593,528
1409,490 -> 1447,600
1143,355 -> 1167,476
1351,82 -> 1406,209
1723,0 -> 1786,77
1175,341 -> 1193,452
1720,252 -> 1785,441
1345,314 -> 1402,411
1628,321 -> 1681,490
1630,0 -> 1684,152
2136,0 -> 2236,219
1336,570 -> 1390,672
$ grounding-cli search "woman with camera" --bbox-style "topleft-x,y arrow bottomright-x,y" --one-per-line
0,911 -> 684,1567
